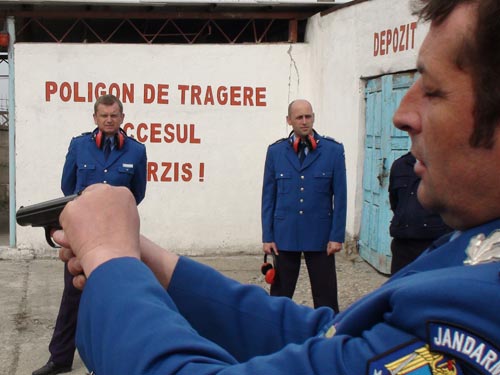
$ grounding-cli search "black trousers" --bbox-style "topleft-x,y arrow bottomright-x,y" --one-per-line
48,262 -> 82,366
270,251 -> 339,313
390,238 -> 434,275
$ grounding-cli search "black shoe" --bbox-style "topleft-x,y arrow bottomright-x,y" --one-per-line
32,361 -> 72,375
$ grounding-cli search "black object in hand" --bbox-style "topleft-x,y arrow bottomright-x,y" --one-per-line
16,193 -> 79,247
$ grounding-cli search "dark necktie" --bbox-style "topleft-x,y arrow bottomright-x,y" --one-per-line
103,138 -> 112,161
298,142 -> 307,165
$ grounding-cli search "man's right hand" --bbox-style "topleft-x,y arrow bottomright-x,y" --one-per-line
263,242 -> 279,255
59,184 -> 141,279
57,184 -> 181,291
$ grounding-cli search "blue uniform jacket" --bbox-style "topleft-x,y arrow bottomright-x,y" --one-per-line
261,134 -> 347,249
76,220 -> 500,375
61,131 -> 147,204
76,219 -> 500,375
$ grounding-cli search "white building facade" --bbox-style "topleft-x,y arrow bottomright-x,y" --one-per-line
6,0 -> 428,271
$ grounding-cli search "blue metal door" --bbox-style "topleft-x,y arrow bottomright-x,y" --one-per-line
359,72 -> 416,274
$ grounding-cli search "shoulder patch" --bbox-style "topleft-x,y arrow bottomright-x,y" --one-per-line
428,321 -> 500,375
367,339 -> 464,375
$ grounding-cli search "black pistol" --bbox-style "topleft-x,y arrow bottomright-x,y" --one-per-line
16,194 -> 79,247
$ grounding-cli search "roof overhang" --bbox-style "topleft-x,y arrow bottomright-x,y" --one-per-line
0,0 -> 354,20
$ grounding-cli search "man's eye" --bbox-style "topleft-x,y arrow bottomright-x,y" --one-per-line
424,89 -> 441,98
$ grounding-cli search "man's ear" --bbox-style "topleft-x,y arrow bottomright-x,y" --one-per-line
286,115 -> 292,125
93,113 -> 98,125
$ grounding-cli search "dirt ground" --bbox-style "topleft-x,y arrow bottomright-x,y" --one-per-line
0,250 -> 388,375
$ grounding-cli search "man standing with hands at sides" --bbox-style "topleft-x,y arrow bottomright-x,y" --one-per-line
261,99 -> 347,312
32,94 -> 147,375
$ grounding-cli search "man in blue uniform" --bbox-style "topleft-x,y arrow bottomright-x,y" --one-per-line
261,99 -> 347,311
389,152 -> 452,274
32,94 -> 147,375
54,0 -> 500,374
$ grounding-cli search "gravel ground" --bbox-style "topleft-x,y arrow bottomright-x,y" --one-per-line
0,250 -> 388,375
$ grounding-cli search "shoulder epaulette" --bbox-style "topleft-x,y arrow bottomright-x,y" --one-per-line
270,137 -> 288,146
126,134 -> 142,144
322,135 -> 342,145
73,131 -> 92,139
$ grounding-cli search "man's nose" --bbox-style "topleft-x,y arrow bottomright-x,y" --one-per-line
393,82 -> 421,134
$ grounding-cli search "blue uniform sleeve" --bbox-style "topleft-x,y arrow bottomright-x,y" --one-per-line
61,138 -> 77,196
330,143 -> 347,243
261,146 -> 277,243
76,257 -> 425,375
76,224 -> 500,375
77,258 -> 238,374
168,257 -> 335,360
130,143 -> 147,204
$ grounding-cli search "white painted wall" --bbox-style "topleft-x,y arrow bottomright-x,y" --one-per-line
15,43 -> 311,253
14,0 -> 430,254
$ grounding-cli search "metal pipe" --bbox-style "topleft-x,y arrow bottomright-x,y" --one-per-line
7,16 -> 15,248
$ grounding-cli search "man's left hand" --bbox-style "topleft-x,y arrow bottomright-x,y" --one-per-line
327,241 -> 342,256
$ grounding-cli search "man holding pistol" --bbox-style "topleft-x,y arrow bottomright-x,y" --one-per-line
48,1 -> 500,373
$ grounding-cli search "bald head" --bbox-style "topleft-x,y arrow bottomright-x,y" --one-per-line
288,99 -> 313,117
287,99 -> 315,139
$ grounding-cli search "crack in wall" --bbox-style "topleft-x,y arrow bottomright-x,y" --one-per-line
287,44 -> 300,105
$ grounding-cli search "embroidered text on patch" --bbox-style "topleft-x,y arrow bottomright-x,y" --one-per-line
429,322 -> 500,375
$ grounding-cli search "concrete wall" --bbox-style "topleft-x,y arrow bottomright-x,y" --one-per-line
12,0 -> 429,254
